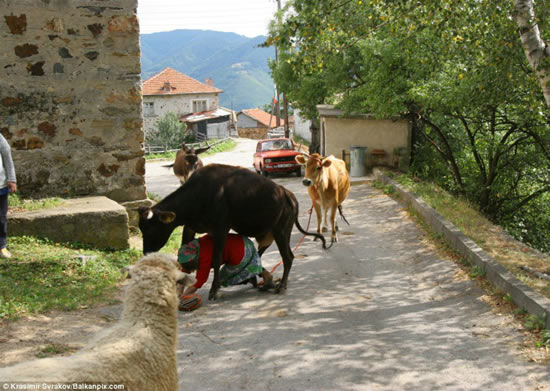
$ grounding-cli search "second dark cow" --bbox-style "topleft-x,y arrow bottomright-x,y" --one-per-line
163,143 -> 210,184
138,163 -> 327,300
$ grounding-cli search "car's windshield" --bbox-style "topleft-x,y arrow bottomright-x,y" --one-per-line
261,139 -> 293,151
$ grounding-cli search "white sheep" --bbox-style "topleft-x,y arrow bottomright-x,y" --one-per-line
0,252 -> 195,390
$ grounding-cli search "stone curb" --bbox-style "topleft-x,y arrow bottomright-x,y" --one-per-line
373,168 -> 550,329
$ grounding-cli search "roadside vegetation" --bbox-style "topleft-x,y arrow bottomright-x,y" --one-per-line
266,0 -> 550,254
8,193 -> 64,213
0,236 -> 139,319
382,171 -> 550,300
374,173 -> 550,351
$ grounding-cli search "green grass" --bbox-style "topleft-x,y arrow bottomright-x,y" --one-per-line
145,138 -> 237,160
0,236 -> 140,319
9,193 -> 64,212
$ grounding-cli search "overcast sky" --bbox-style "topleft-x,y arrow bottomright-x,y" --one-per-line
137,0 -> 284,37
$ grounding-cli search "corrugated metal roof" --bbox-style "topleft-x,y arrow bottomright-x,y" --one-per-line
180,108 -> 230,123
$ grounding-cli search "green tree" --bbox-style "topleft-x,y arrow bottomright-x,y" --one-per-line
267,0 -> 550,251
147,112 -> 190,150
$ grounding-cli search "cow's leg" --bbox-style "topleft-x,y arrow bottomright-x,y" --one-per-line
209,230 -> 228,300
313,202 -> 323,238
321,204 -> 329,233
273,221 -> 294,293
256,232 -> 274,256
329,201 -> 339,243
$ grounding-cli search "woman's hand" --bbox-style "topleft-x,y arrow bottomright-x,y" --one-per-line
8,182 -> 16,193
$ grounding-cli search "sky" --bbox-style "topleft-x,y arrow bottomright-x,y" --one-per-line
137,0 -> 284,37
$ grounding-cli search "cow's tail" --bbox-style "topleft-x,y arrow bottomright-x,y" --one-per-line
162,163 -> 174,168
338,205 -> 350,226
295,216 -> 333,250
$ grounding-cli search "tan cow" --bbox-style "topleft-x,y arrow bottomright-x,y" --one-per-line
295,153 -> 350,243
163,143 -> 210,184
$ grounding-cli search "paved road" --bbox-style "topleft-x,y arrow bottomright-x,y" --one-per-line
145,138 -> 550,391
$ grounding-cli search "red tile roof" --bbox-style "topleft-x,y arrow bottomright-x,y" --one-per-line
142,67 -> 222,96
241,108 -> 284,128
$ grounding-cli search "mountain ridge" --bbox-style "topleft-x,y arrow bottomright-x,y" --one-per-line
140,29 -> 275,111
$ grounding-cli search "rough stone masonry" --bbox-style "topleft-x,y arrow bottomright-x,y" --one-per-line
0,0 -> 146,202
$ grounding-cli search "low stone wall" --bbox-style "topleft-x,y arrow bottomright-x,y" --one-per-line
237,127 -> 268,140
373,168 -> 550,329
8,196 -> 130,250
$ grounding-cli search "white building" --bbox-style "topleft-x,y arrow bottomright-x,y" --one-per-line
142,67 -> 223,139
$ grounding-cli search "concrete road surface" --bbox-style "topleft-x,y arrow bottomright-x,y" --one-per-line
145,138 -> 550,391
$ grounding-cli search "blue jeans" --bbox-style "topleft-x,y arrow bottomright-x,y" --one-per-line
0,192 -> 8,249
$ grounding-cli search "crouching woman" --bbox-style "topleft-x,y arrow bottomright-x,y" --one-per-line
177,233 -> 274,303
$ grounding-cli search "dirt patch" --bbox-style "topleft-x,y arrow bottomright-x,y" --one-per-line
0,292 -> 123,368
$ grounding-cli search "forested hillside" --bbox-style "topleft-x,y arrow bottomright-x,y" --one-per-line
140,30 -> 275,111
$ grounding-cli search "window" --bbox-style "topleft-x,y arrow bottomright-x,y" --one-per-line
192,100 -> 208,113
144,102 -> 155,116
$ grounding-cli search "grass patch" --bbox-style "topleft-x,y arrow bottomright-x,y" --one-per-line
145,138 -> 237,160
8,193 -> 64,213
0,236 -> 140,319
36,343 -> 77,358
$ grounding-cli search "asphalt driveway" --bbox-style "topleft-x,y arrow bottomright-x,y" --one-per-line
145,138 -> 550,391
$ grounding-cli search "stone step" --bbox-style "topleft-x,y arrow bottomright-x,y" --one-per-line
8,196 -> 129,250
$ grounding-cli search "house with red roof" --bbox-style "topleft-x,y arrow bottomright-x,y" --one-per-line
236,108 -> 285,139
142,67 -> 229,139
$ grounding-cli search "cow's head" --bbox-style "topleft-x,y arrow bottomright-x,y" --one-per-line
137,207 -> 179,254
295,153 -> 332,187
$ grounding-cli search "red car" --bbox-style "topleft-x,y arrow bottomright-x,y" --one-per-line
253,138 -> 302,177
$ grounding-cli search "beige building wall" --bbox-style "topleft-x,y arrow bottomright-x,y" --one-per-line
0,0 -> 145,202
318,105 -> 411,172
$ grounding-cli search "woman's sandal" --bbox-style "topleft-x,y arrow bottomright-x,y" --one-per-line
178,294 -> 202,311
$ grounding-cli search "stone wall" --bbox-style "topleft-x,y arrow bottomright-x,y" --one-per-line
0,0 -> 146,202
237,127 -> 268,140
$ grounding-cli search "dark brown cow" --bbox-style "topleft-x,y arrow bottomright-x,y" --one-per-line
137,164 -> 328,300
163,143 -> 210,184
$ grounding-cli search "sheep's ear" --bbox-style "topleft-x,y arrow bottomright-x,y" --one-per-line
138,206 -> 154,220
295,155 -> 307,165
158,211 -> 176,224
176,271 -> 196,287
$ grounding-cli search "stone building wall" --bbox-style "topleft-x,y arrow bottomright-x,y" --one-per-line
237,127 -> 268,140
0,0 -> 146,202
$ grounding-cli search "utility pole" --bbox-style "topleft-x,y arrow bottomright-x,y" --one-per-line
275,0 -> 281,128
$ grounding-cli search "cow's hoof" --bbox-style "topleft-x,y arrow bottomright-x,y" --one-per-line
208,289 -> 220,300
331,236 -> 338,243
322,227 -> 328,233
274,284 -> 286,294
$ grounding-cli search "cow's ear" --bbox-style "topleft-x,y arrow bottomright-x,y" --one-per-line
295,155 -> 307,165
158,211 -> 177,224
138,206 -> 154,220
185,155 -> 199,165
322,159 -> 332,168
